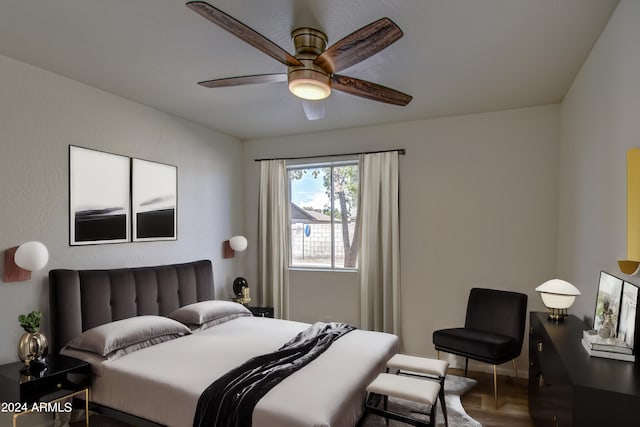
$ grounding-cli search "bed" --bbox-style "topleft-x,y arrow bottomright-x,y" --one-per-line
48,260 -> 399,427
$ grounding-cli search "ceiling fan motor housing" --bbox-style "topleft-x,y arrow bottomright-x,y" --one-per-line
288,28 -> 331,100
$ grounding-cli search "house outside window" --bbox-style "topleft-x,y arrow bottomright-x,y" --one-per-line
288,162 -> 359,270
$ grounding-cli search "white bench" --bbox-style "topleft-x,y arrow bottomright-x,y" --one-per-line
362,373 -> 440,426
386,354 -> 449,427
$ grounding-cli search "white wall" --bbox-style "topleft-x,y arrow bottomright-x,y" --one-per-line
558,0 -> 640,323
244,104 -> 560,374
0,54 -> 244,364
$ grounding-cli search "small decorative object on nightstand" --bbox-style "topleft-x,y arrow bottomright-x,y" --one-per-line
17,310 -> 48,372
232,277 -> 251,305
0,354 -> 91,427
249,306 -> 274,318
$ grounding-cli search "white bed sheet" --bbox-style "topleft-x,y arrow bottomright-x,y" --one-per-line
65,317 -> 398,427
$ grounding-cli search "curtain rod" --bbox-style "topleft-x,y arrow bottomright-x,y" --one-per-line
254,148 -> 406,162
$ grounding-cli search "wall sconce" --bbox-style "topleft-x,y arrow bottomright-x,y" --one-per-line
4,242 -> 49,282
223,235 -> 248,259
535,279 -> 581,321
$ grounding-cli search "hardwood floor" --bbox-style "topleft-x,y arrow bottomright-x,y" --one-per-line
453,368 -> 534,427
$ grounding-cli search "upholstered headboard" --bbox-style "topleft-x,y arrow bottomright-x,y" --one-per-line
48,259 -> 214,353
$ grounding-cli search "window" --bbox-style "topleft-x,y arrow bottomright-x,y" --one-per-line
289,162 -> 359,269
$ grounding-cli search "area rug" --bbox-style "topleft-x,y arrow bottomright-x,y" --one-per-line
362,374 -> 482,427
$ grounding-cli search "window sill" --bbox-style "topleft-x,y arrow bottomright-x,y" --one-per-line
288,267 -> 358,273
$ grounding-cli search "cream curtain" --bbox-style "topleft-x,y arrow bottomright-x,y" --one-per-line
358,151 -> 400,334
258,160 -> 290,319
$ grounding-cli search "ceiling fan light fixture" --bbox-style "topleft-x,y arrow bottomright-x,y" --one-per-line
289,79 -> 331,100
288,69 -> 331,100
187,3 -> 412,108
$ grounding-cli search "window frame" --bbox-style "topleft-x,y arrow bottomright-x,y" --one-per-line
287,159 -> 359,271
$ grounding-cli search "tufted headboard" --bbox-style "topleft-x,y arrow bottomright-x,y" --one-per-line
48,259 -> 214,353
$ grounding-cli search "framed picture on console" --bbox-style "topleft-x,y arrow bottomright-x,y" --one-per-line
618,281 -> 638,348
132,158 -> 177,242
69,146 -> 131,245
593,271 -> 623,336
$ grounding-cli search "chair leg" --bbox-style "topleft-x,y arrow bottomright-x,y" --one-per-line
464,357 -> 469,377
512,359 -> 519,382
437,350 -> 440,360
493,365 -> 498,410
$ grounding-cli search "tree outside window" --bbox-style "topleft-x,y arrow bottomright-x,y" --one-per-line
289,162 -> 359,269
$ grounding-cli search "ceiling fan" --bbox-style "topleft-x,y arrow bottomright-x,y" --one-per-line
185,1 -> 412,120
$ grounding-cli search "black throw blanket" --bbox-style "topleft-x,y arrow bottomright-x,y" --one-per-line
192,322 -> 356,427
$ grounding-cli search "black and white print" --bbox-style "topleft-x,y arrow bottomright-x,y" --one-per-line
69,146 -> 130,245
132,158 -> 177,241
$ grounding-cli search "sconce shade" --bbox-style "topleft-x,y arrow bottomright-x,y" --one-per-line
229,236 -> 248,252
4,241 -> 49,282
14,242 -> 49,271
535,279 -> 580,320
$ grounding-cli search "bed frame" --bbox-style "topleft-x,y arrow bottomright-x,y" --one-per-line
49,259 -> 215,353
48,259 -> 215,426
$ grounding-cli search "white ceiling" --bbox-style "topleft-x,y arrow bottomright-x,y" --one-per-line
0,0 -> 619,140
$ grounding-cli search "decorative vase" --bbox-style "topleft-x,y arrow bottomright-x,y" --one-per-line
18,332 -> 48,368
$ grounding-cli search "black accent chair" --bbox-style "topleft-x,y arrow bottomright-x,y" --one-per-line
432,288 -> 527,408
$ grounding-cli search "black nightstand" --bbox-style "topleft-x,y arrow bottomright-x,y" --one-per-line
0,354 -> 91,427
249,306 -> 274,318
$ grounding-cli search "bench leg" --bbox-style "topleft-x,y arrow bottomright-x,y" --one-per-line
384,395 -> 389,425
364,391 -> 436,427
393,370 -> 448,427
493,364 -> 498,409
365,403 -> 434,427
439,376 -> 448,427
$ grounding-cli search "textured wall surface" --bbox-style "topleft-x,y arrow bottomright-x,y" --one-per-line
558,0 -> 640,322
0,54 -> 244,364
244,104 -> 560,375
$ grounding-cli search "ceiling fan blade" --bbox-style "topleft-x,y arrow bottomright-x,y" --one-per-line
332,75 -> 412,106
314,18 -> 403,73
198,73 -> 287,88
186,1 -> 302,67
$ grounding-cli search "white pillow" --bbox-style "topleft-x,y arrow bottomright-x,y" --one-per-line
169,300 -> 252,330
66,315 -> 191,357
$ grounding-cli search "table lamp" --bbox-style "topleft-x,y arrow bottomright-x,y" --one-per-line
535,279 -> 581,321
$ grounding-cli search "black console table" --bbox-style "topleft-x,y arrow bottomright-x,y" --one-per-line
529,311 -> 640,426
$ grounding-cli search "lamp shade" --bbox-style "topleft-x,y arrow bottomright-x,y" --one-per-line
14,241 -> 49,271
229,236 -> 248,252
535,279 -> 580,310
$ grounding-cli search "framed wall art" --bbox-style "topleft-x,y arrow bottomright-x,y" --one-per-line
618,281 -> 638,348
132,158 -> 177,242
69,146 -> 131,245
593,271 -> 623,337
